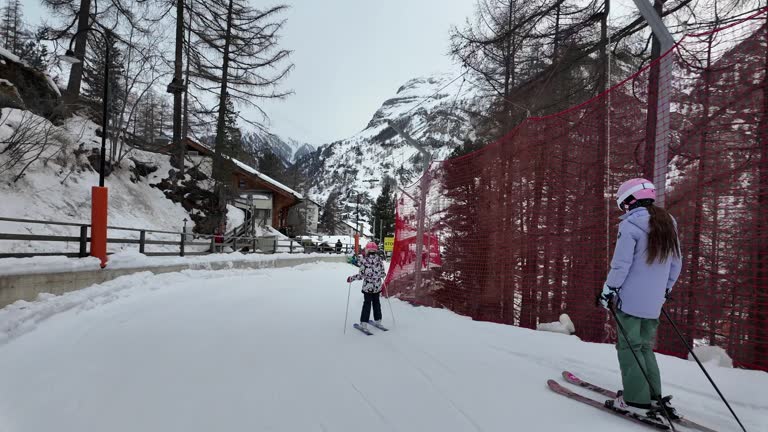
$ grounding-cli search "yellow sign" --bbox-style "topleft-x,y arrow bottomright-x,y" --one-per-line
384,237 -> 395,252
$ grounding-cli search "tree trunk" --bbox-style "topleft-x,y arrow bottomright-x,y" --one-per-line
551,142 -> 568,315
750,16 -> 768,367
686,36 -> 714,350
521,148 -> 544,329
65,0 -> 92,104
586,0 -> 611,341
212,0 -> 236,228
549,5 -> 566,317
173,0 -> 185,178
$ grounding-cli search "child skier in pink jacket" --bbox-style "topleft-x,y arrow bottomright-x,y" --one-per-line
347,242 -> 386,331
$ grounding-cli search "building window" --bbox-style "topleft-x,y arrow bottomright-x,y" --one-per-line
238,178 -> 246,189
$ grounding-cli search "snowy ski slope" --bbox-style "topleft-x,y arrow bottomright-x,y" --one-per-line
0,262 -> 765,432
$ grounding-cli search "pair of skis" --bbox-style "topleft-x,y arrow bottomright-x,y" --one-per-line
352,321 -> 388,335
549,371 -> 718,432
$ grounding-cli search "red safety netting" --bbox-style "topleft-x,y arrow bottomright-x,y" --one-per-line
384,11 -> 768,371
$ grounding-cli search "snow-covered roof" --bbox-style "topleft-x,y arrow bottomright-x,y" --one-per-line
341,220 -> 373,237
182,138 -> 303,201
239,192 -> 271,201
0,47 -> 21,64
230,158 -> 303,201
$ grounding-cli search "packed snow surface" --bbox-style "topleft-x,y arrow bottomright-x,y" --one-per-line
0,262 -> 765,432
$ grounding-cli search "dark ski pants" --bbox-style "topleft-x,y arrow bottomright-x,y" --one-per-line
360,292 -> 382,323
615,309 -> 662,406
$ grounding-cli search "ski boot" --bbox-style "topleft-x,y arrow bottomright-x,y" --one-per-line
606,391 -> 663,422
652,395 -> 682,420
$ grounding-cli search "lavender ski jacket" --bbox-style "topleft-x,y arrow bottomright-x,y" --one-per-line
605,207 -> 683,319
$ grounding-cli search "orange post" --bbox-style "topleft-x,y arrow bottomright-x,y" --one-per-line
91,186 -> 109,268
354,233 -> 360,255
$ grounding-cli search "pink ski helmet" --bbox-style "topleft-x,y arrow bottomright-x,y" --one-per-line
364,241 -> 379,253
616,178 -> 656,211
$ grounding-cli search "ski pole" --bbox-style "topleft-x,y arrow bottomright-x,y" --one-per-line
610,306 -> 677,431
661,307 -> 748,432
343,282 -> 352,334
383,284 -> 396,328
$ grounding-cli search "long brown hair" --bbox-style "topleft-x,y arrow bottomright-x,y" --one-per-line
646,204 -> 681,264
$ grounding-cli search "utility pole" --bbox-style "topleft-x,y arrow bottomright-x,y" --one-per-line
387,120 -> 432,296
356,194 -> 360,253
630,0 -> 674,206
182,0 -> 194,140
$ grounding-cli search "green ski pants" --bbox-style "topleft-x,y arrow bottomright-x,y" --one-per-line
615,309 -> 663,405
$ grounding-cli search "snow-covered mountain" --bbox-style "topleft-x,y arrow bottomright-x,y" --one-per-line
297,74 -> 482,204
242,130 -> 315,164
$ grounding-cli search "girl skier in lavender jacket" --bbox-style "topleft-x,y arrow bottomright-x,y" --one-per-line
598,178 -> 683,420
347,242 -> 387,331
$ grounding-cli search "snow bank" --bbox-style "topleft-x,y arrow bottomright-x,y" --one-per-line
0,250 -> 330,276
0,255 -> 102,276
689,345 -> 733,368
0,111 -> 194,255
226,205 -> 246,231
536,313 -> 576,335
0,271 -> 158,344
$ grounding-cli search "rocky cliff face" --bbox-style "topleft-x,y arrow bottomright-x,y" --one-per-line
0,48 -> 60,118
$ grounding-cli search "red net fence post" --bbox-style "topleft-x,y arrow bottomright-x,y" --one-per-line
383,10 -> 768,371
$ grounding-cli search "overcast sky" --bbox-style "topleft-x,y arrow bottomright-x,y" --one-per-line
24,0 -> 645,146
24,1 -> 477,146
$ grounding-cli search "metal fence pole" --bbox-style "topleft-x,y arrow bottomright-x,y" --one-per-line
139,230 -> 146,254
180,233 -> 185,257
79,225 -> 88,257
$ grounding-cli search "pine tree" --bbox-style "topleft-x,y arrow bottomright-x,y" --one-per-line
188,1 -> 293,182
319,191 -> 343,235
256,149 -> 285,182
136,90 -> 161,146
83,32 -> 126,128
223,95 -> 242,156
371,178 -> 396,241
159,97 -> 172,140
0,0 -> 22,55
18,39 -> 48,70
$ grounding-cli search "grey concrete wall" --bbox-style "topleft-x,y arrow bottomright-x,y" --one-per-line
0,255 -> 347,308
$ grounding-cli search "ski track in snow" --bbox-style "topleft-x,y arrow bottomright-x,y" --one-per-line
0,262 -> 766,432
